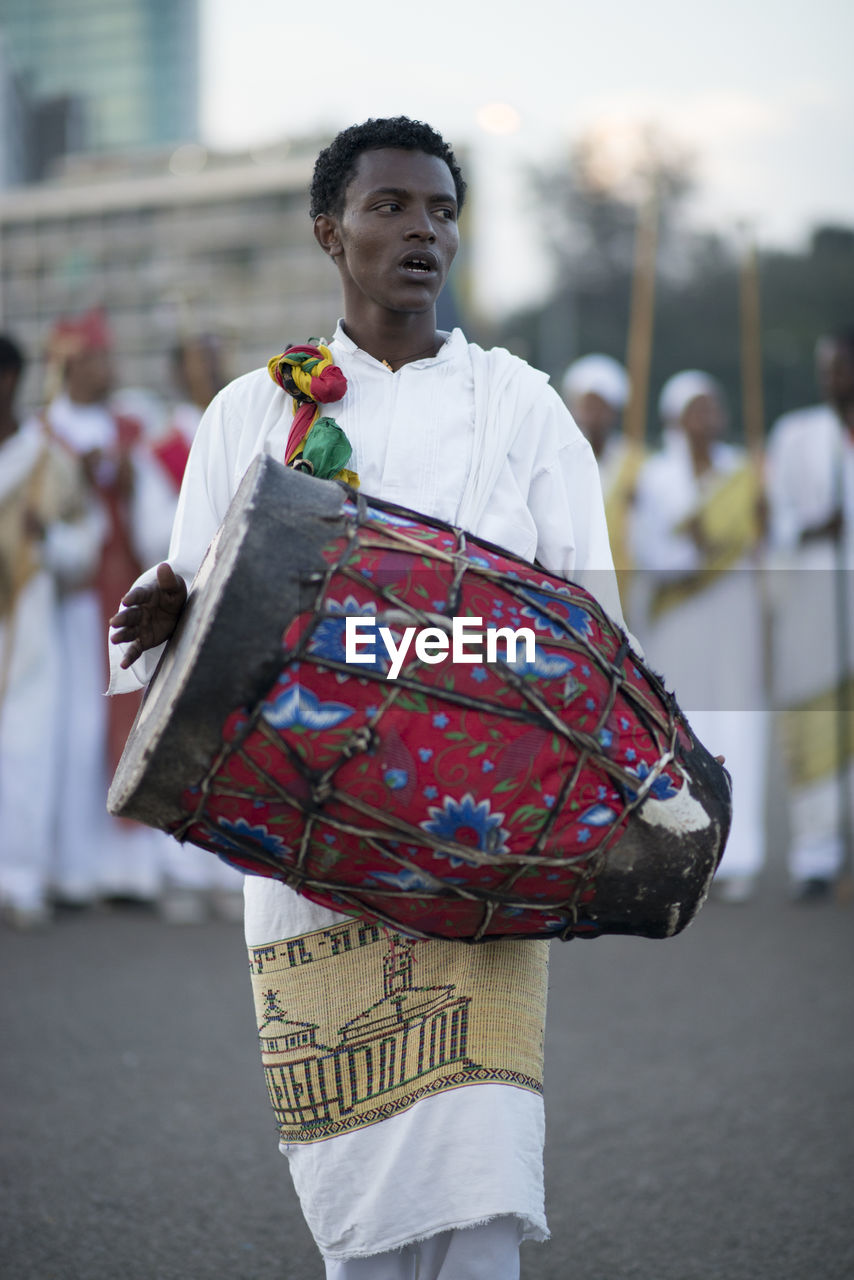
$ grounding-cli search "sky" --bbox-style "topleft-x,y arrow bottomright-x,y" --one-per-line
199,0 -> 854,315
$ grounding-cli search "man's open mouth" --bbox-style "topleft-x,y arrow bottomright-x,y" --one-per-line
400,252 -> 438,275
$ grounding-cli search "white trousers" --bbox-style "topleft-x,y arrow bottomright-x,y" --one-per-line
323,1218 -> 522,1280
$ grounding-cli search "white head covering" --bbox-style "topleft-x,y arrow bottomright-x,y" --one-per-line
658,370 -> 721,425
561,354 -> 630,410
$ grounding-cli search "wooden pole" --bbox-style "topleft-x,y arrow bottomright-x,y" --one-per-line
622,183 -> 659,446
738,234 -> 766,458
737,227 -> 777,838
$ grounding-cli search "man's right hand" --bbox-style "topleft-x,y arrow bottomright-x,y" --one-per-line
109,562 -> 187,669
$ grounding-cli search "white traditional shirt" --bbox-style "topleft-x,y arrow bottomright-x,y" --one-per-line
765,404 -> 854,555
764,402 -> 854,707
109,325 -> 625,1260
629,429 -> 767,881
764,403 -> 854,880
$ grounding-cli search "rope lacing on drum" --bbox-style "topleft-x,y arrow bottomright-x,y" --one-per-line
180,487 -> 689,943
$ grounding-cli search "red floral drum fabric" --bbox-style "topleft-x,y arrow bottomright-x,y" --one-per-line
176,496 -> 689,940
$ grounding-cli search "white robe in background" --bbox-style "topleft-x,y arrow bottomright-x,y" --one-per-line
629,430 -> 768,883
167,400 -> 204,445
0,420 -> 102,913
48,394 -> 175,902
765,403 -> 854,883
109,325 -> 624,1261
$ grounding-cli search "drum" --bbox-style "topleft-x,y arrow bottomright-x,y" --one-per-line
109,455 -> 731,942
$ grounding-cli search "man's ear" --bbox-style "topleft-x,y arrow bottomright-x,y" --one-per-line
314,214 -> 342,259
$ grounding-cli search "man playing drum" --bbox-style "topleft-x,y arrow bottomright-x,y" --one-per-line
109,117 -> 627,1279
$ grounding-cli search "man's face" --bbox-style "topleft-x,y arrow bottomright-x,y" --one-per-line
181,337 -> 224,407
816,337 -> 854,414
317,148 -> 459,316
66,348 -> 113,404
681,392 -> 726,444
571,390 -> 619,455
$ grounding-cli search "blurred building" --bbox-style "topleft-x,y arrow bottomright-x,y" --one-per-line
0,33 -> 27,186
0,143 -> 343,412
0,0 -> 199,181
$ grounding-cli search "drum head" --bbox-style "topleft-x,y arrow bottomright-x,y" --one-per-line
108,455 -> 347,829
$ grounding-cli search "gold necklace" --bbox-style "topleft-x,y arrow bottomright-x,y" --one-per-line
380,340 -> 441,372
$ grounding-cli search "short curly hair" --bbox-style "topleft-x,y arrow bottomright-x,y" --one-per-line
310,116 -> 467,219
0,333 -> 24,375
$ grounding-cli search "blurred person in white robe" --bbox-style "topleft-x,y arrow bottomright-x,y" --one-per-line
0,335 -> 101,926
561,353 -> 644,616
630,370 -> 768,902
44,310 -> 175,906
765,328 -> 854,899
150,333 -> 229,491
134,334 -> 243,923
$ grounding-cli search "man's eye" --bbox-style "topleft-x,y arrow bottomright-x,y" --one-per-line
437,208 -> 457,221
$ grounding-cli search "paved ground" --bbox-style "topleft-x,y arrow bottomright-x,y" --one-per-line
2,831 -> 853,1278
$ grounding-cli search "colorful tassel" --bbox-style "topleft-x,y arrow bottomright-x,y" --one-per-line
267,341 -> 357,486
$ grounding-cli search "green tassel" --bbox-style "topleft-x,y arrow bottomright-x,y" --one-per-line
301,416 -> 353,479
